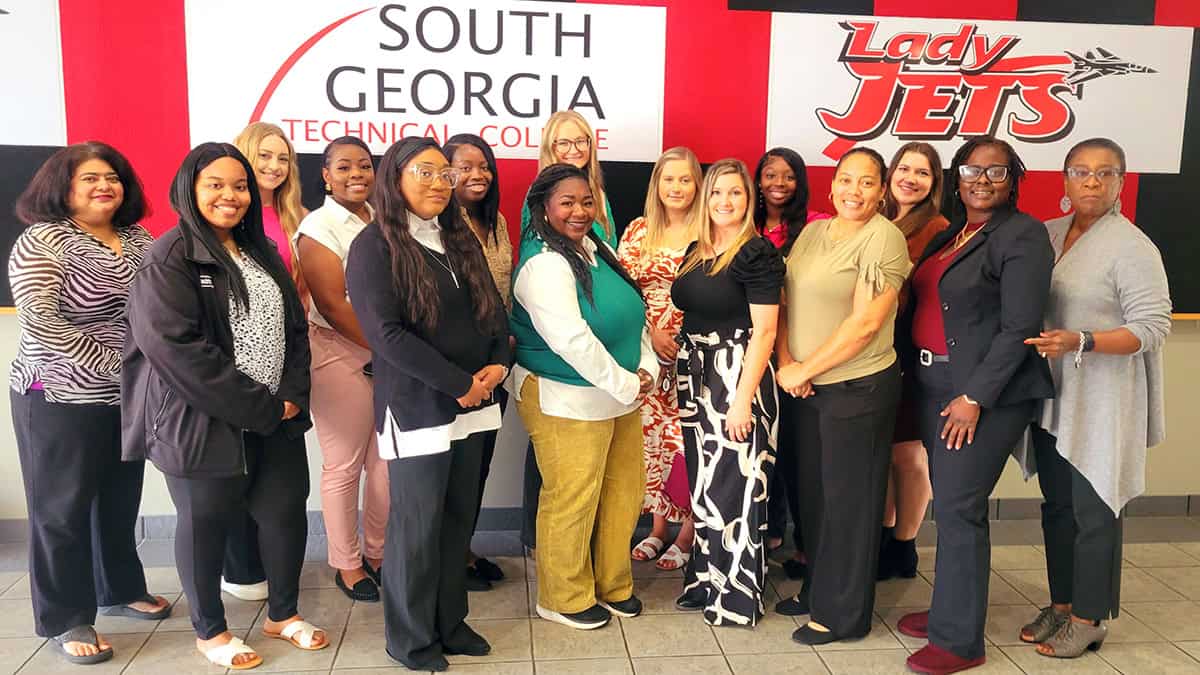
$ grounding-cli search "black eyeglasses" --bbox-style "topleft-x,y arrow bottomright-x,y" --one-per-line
959,164 -> 1010,182
552,137 -> 592,154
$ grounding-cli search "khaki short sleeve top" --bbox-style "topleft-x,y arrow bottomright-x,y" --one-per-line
784,213 -> 911,385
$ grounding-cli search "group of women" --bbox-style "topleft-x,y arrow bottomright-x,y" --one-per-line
8,105 -> 1171,674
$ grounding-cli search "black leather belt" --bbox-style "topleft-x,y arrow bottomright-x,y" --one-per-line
918,349 -> 950,366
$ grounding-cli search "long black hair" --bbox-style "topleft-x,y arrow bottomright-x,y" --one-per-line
17,141 -> 147,228
169,142 -> 293,311
372,136 -> 502,335
523,163 -> 640,305
443,133 -> 502,245
948,135 -> 1026,221
753,147 -> 810,251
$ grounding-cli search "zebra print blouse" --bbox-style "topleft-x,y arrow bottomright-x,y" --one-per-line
8,220 -> 153,404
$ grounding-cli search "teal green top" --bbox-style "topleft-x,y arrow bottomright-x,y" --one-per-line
509,232 -> 644,386
520,193 -> 617,249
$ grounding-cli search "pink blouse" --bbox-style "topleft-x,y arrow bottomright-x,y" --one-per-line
263,204 -> 292,272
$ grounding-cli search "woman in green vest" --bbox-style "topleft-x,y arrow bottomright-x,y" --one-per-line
510,163 -> 658,630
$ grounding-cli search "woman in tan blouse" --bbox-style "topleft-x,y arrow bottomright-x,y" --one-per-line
774,147 -> 910,645
444,134 -> 513,590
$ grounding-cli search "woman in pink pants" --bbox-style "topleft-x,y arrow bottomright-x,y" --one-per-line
296,136 -> 388,602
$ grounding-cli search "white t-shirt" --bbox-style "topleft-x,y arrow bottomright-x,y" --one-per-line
294,196 -> 374,329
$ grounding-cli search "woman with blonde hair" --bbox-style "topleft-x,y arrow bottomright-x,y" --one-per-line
518,109 -> 617,553
618,147 -> 702,571
670,159 -> 784,626
220,122 -> 309,601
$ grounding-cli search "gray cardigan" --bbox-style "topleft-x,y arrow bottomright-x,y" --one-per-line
1017,205 -> 1171,515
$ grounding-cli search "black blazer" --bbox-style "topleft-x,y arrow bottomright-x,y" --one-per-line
897,206 -> 1054,408
121,227 -> 312,478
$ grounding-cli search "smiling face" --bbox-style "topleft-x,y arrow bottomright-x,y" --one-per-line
322,143 -> 375,208
194,156 -> 251,240
708,171 -> 749,228
831,152 -> 884,222
544,176 -> 596,244
401,147 -> 455,220
889,150 -> 934,209
253,134 -> 291,194
657,159 -> 697,213
450,143 -> 492,206
68,158 -> 124,225
549,119 -> 591,168
759,155 -> 797,210
958,143 -> 1012,219
1064,146 -> 1123,222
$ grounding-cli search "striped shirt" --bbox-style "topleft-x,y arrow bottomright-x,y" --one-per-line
9,220 -> 153,404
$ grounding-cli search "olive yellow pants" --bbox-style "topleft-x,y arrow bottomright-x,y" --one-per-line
516,375 -> 645,614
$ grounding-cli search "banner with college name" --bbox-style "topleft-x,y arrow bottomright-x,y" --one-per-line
767,13 -> 1193,173
184,0 -> 667,161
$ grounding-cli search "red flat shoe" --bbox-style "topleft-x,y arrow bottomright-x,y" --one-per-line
898,610 -> 929,638
907,643 -> 985,674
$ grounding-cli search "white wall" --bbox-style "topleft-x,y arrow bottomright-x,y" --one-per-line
0,314 -> 1195,519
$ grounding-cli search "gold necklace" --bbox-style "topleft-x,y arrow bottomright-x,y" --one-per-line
939,222 -> 986,259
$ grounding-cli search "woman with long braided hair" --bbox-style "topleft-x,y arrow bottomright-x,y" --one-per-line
509,163 -> 659,630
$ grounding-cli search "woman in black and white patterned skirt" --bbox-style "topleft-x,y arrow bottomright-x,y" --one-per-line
670,159 -> 784,627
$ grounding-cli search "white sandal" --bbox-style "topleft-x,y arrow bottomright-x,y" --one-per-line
656,543 -> 691,570
631,536 -> 664,561
199,636 -> 262,670
264,619 -> 329,651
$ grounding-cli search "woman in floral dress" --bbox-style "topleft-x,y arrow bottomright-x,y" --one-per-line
618,147 -> 703,570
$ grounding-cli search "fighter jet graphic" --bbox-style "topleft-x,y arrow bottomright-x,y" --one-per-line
1064,47 -> 1157,92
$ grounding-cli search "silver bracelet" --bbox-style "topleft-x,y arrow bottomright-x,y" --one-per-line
1074,331 -> 1085,369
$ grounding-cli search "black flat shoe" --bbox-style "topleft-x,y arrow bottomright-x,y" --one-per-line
775,592 -> 809,616
443,623 -> 492,656
362,556 -> 382,586
465,566 -> 493,592
792,623 -> 841,645
472,556 -> 505,582
674,589 -> 706,612
335,570 -> 380,602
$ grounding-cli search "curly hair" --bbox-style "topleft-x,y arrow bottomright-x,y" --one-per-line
523,163 -> 639,305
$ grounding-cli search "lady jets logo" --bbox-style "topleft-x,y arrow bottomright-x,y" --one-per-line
816,21 -> 1158,158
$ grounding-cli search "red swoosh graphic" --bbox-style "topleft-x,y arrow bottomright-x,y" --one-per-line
249,6 -> 375,123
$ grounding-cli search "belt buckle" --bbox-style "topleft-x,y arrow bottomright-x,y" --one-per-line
919,349 -> 933,367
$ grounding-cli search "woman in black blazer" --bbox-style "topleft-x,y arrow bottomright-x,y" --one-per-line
895,136 -> 1054,675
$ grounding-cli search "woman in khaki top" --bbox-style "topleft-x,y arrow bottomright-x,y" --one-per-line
444,134 -> 513,591
773,147 -> 911,645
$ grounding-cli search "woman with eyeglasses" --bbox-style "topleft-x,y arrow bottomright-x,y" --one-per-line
896,136 -> 1054,675
345,137 -> 511,670
1015,138 -> 1170,660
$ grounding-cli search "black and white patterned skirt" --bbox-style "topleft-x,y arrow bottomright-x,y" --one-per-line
676,328 -> 779,626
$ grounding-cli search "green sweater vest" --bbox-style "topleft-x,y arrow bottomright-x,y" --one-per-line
510,234 -> 645,386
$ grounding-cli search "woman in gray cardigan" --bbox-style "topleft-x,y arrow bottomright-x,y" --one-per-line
1021,137 -> 1171,659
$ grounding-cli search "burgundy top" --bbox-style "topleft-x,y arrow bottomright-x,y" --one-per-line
910,222 -> 985,354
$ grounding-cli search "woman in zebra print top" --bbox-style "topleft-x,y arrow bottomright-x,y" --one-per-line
8,142 -> 170,665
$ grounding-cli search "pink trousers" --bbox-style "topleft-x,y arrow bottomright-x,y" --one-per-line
309,324 -> 388,570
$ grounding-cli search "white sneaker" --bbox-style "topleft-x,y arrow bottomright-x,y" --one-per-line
220,577 -> 269,601
535,603 -> 611,630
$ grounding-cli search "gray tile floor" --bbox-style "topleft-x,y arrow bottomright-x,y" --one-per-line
1,518 -> 1200,673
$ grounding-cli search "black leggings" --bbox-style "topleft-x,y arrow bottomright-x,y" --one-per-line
164,428 -> 309,639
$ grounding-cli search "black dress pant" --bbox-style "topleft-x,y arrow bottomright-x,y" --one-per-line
12,390 -> 151,637
520,438 -> 541,550
1032,425 -> 1122,621
793,363 -> 900,638
163,428 -> 309,639
222,515 -> 266,585
768,390 -> 805,553
384,433 -> 485,668
919,362 -> 1036,660
472,389 -> 508,533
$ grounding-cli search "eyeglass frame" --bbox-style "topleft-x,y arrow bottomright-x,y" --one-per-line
407,162 -> 460,188
552,137 -> 592,154
1064,166 -> 1124,183
958,164 -> 1010,183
